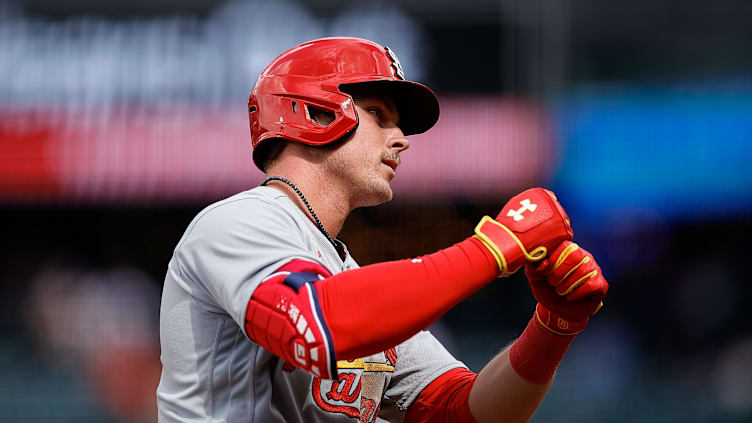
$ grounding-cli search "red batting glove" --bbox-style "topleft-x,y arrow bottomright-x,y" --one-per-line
474,188 -> 573,276
525,241 -> 608,335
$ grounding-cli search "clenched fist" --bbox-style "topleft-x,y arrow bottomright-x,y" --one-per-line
525,241 -> 609,335
474,188 -> 573,275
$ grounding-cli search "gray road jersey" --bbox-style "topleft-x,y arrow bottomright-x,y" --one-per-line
157,186 -> 466,422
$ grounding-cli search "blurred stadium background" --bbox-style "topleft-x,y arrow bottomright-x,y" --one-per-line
1,0 -> 751,421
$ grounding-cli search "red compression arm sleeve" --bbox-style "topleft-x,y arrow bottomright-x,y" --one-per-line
404,368 -> 478,423
318,237 -> 498,360
245,237 -> 497,378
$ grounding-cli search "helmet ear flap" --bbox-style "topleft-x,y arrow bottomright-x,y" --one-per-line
250,79 -> 359,153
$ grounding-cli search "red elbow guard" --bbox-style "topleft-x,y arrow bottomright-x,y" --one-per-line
405,368 -> 478,423
245,260 -> 337,379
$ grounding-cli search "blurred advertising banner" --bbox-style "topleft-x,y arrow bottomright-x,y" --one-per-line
553,82 -> 752,222
0,99 -> 555,204
0,2 -> 554,204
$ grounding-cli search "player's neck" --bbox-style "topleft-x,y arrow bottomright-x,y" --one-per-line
264,163 -> 351,241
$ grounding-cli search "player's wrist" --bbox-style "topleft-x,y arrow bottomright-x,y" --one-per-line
473,216 -> 527,275
509,312 -> 576,384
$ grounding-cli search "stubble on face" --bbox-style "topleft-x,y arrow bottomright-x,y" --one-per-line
323,136 -> 394,209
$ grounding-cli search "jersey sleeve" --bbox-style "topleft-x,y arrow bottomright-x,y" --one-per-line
378,330 -> 468,423
172,197 -> 325,333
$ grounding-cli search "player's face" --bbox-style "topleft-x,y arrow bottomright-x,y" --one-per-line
322,89 -> 409,208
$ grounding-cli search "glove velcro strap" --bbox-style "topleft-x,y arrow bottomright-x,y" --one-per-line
535,303 -> 588,336
473,216 -> 547,275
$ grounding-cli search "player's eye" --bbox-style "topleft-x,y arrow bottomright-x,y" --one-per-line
368,107 -> 383,119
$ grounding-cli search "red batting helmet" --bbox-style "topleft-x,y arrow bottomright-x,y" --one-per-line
248,37 -> 439,170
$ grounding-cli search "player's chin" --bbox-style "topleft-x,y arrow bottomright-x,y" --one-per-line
373,185 -> 394,205
380,186 -> 394,203
378,172 -> 395,201
361,178 -> 393,206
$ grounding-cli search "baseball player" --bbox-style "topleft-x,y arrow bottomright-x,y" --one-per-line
157,37 -> 608,423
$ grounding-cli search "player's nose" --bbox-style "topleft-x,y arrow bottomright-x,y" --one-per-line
386,127 -> 410,152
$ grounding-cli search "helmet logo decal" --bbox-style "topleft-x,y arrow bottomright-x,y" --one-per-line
384,46 -> 405,80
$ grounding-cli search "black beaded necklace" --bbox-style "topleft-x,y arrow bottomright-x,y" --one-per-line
260,176 -> 340,251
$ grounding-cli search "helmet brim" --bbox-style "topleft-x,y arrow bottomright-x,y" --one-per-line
340,79 -> 440,136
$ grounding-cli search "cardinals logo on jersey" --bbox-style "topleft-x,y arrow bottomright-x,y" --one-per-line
311,348 -> 397,422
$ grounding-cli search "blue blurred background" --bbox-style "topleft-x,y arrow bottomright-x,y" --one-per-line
1,0 -> 751,422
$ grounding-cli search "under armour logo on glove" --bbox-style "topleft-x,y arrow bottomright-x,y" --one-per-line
507,199 -> 537,221
474,188 -> 572,275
